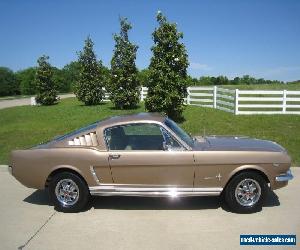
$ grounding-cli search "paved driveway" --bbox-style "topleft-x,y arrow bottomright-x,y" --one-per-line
0,166 -> 299,250
0,94 -> 75,110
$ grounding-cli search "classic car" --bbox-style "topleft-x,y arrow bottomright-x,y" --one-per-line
9,113 -> 293,213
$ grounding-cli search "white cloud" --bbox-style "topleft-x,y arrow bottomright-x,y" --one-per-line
189,62 -> 212,71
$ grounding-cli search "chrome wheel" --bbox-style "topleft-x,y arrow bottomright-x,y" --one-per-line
234,178 -> 261,207
55,179 -> 79,206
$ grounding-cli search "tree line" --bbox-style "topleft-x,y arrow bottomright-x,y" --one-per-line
0,12 -> 297,120
185,75 -> 286,86
0,66 -> 289,97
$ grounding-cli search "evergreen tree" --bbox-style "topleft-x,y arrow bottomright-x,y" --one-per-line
110,17 -> 139,109
145,12 -> 189,121
35,55 -> 58,105
75,36 -> 105,105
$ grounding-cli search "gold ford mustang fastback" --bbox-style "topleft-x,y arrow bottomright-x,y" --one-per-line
9,113 -> 293,213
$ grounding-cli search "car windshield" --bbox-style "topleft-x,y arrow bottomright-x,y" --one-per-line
164,118 -> 194,147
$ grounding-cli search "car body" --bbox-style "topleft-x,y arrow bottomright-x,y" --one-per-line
9,113 -> 293,213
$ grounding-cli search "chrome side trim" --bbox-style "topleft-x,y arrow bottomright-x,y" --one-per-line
89,166 -> 101,185
89,186 -> 223,197
275,169 -> 293,182
90,191 -> 221,197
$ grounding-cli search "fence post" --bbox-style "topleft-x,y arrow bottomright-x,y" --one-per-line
234,89 -> 239,115
213,86 -> 217,109
282,89 -> 287,113
31,97 -> 37,106
187,87 -> 191,105
140,87 -> 144,101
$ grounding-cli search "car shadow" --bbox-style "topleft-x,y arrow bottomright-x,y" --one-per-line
23,189 -> 280,211
90,196 -> 221,210
264,189 -> 280,207
23,189 -> 52,206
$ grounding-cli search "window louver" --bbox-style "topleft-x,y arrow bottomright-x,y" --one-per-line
68,132 -> 98,146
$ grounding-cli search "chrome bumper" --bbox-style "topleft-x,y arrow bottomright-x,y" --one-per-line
275,169 -> 293,182
8,166 -> 12,176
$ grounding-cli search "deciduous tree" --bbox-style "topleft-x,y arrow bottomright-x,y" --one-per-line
16,67 -> 36,95
0,67 -> 19,96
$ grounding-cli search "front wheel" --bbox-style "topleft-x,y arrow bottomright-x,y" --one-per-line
224,171 -> 268,213
48,172 -> 90,212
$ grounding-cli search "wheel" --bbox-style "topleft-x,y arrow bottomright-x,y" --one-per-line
48,172 -> 90,212
224,171 -> 268,213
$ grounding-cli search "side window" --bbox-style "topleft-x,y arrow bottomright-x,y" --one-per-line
105,123 -> 164,150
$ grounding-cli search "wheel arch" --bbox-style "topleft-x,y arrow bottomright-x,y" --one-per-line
45,165 -> 88,189
223,165 -> 270,192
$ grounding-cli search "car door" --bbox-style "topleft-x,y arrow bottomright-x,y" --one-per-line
105,123 -> 195,188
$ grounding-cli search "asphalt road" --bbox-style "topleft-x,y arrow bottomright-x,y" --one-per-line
0,94 -> 75,110
0,166 -> 299,250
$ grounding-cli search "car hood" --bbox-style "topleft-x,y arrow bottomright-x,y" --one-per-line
194,136 -> 286,152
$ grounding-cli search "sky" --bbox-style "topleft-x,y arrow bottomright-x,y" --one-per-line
0,0 -> 299,81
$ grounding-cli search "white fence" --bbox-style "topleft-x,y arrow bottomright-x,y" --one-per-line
138,86 -> 300,115
32,86 -> 300,115
140,87 -> 148,101
236,89 -> 300,115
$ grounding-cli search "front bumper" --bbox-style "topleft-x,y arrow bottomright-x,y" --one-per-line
275,169 -> 293,182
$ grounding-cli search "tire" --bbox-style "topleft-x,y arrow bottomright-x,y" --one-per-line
48,172 -> 90,212
224,171 -> 268,213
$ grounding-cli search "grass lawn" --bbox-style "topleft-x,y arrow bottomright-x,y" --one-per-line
0,97 -> 299,166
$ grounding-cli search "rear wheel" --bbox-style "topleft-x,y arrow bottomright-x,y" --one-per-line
224,171 -> 268,213
49,172 -> 90,212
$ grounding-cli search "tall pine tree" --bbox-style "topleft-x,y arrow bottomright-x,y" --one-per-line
35,55 -> 58,105
75,36 -> 105,105
110,17 -> 139,109
145,12 -> 189,120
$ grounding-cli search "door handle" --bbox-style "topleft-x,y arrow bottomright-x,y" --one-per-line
109,154 -> 121,160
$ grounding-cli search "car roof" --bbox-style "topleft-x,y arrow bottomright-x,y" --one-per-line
98,112 -> 166,129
